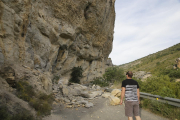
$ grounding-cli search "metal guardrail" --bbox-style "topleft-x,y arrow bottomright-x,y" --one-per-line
104,88 -> 180,107
140,92 -> 180,107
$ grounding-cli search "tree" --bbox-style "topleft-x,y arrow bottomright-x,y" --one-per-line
69,66 -> 83,83
103,66 -> 125,83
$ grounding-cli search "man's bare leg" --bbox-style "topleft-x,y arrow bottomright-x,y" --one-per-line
128,117 -> 133,120
135,116 -> 141,120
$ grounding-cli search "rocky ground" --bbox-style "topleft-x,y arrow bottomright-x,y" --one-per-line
43,97 -> 168,120
43,83 -> 168,120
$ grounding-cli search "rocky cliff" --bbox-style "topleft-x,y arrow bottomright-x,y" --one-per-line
0,0 -> 115,93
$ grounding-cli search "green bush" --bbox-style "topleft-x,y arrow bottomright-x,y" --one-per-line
91,77 -> 109,87
69,66 -> 83,83
30,98 -> 52,116
159,87 -> 176,98
0,105 -> 35,120
16,81 -> 53,116
16,81 -> 35,102
91,67 -> 125,87
162,69 -> 180,78
141,98 -> 180,120
139,75 -> 179,99
29,93 -> 53,116
156,62 -> 160,65
0,105 -> 11,120
103,67 -> 125,83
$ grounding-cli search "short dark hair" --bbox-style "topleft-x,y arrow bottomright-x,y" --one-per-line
126,71 -> 133,78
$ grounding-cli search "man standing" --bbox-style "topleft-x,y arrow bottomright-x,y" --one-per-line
120,71 -> 141,120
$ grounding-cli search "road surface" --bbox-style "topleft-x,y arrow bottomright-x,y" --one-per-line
43,97 -> 168,120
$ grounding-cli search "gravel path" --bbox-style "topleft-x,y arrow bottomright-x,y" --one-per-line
43,97 -> 169,120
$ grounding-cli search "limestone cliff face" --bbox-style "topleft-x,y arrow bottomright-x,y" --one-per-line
0,0 -> 115,90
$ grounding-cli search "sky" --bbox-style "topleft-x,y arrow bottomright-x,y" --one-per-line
109,0 -> 180,65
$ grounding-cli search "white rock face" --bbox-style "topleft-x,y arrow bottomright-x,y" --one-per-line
0,0 -> 115,85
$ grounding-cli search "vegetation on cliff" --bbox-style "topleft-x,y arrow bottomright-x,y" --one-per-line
69,66 -> 83,84
16,81 -> 53,116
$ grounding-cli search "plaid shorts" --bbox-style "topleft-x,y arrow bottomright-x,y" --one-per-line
125,100 -> 140,117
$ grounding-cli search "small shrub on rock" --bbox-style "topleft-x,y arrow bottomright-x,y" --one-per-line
52,76 -> 60,84
16,81 -> 53,116
16,81 -> 35,102
91,77 -> 109,87
0,105 -> 35,120
69,66 -> 83,83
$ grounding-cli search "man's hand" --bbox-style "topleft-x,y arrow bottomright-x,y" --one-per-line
120,87 -> 125,105
120,100 -> 123,105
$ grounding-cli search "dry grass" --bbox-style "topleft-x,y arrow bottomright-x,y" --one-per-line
112,81 -> 122,89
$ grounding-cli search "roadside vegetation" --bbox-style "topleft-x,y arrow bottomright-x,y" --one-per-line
140,98 -> 180,120
118,43 -> 180,120
91,66 -> 125,87
135,73 -> 180,120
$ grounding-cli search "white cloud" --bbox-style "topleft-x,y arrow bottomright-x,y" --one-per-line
109,0 -> 180,65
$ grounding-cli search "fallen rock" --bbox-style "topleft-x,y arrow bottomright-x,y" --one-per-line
90,91 -> 103,98
111,89 -> 121,97
78,100 -> 88,105
85,102 -> 93,108
92,85 -> 101,90
0,66 -> 16,87
102,93 -> 111,98
104,88 -> 113,92
108,95 -> 120,106
81,91 -> 91,98
62,86 -> 69,97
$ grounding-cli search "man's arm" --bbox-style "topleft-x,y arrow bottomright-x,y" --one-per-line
120,87 -> 125,105
137,88 -> 140,104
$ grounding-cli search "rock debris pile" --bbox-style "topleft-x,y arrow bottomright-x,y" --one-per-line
52,82 -> 122,108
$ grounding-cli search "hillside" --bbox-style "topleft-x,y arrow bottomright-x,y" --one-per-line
119,43 -> 180,74
118,43 -> 180,119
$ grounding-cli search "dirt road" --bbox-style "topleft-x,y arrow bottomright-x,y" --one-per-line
43,97 -> 168,120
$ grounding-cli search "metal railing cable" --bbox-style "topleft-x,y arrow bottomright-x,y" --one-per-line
104,88 -> 180,107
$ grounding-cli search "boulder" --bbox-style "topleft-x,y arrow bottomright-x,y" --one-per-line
81,91 -> 91,98
176,58 -> 180,68
81,91 -> 102,98
90,91 -> 103,98
85,102 -> 94,108
102,93 -> 111,98
70,88 -> 81,96
111,89 -> 121,97
0,90 -> 36,117
108,95 -> 120,106
133,71 -> 152,81
72,83 -> 88,91
92,85 -> 101,90
62,86 -> 69,97
0,66 -> 16,87
78,100 -> 93,108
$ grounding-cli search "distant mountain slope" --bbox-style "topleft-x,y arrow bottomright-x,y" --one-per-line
119,43 -> 180,74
